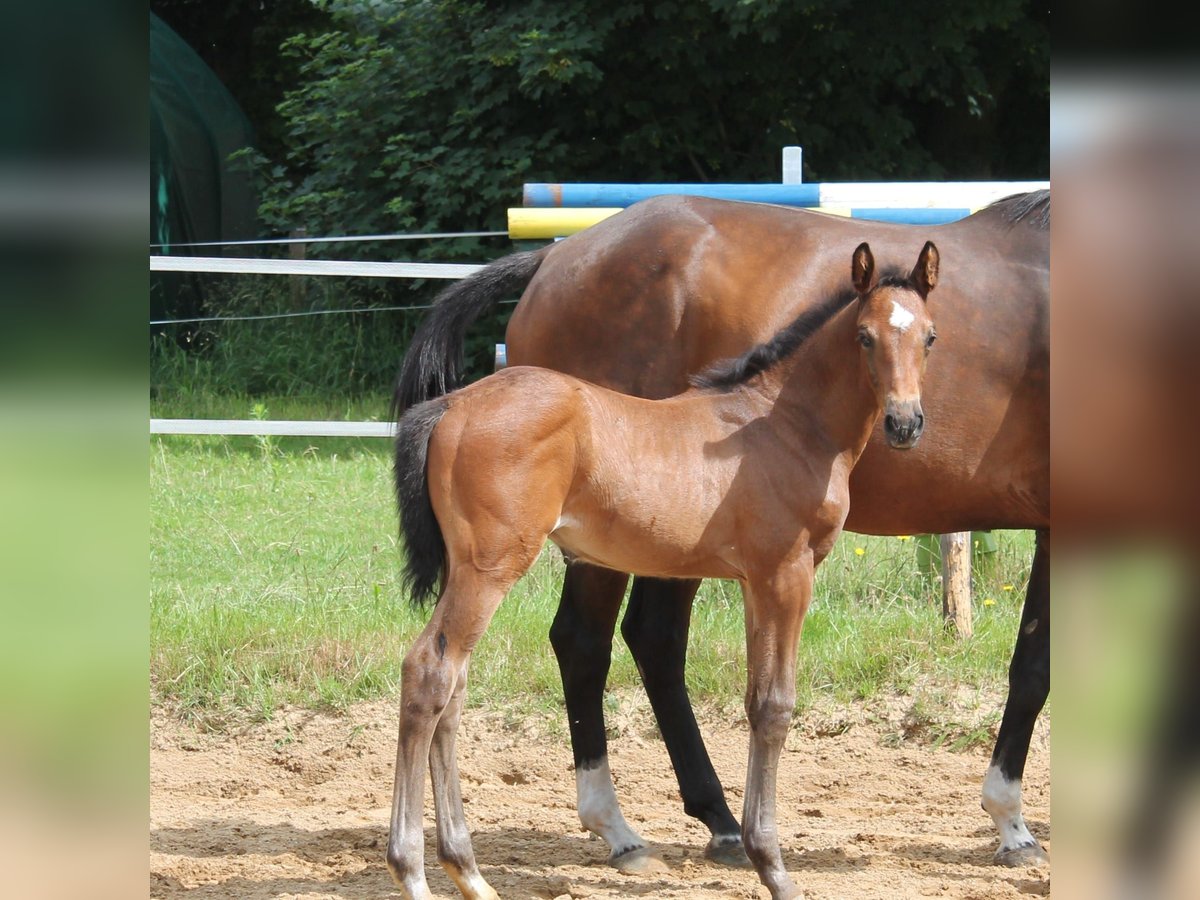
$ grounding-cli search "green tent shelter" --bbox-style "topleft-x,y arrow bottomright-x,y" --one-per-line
150,12 -> 257,318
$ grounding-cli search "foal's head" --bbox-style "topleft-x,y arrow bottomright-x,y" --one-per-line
851,241 -> 939,449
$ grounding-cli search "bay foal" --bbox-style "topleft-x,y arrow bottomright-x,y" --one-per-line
389,242 -> 940,900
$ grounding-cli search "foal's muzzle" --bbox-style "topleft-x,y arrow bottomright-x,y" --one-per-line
884,402 -> 924,449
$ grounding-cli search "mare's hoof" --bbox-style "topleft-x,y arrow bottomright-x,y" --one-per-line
995,842 -> 1049,868
610,846 -> 670,875
704,835 -> 752,869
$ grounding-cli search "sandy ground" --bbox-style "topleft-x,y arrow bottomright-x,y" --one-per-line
150,697 -> 1049,899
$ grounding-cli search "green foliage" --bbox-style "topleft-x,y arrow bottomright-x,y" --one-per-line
257,0 -> 1047,246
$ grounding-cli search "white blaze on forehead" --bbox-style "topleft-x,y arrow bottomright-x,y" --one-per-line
889,300 -> 916,332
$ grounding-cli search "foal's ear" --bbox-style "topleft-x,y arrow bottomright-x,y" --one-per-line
852,242 -> 875,294
910,240 -> 939,300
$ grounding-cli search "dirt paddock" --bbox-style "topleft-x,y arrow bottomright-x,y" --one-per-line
151,697 -> 1049,899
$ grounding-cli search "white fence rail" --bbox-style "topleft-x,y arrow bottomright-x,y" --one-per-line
151,419 -> 395,438
150,255 -> 484,279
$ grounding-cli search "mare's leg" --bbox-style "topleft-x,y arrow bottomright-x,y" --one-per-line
740,565 -> 812,900
430,662 -> 498,900
982,529 -> 1051,866
387,573 -> 509,900
548,563 -> 666,872
621,576 -> 747,866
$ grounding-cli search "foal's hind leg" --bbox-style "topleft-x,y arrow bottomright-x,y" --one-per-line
388,574 -> 511,900
430,661 -> 499,900
982,529 -> 1050,866
621,576 -> 747,866
388,620 -> 453,900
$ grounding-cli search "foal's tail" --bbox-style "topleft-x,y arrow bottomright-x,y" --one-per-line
394,397 -> 451,607
392,250 -> 545,418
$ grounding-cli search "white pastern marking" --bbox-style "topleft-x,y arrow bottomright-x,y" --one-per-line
576,758 -> 647,856
981,764 -> 1038,851
447,870 -> 494,899
890,300 -> 916,331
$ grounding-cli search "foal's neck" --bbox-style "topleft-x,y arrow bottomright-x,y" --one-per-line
749,303 -> 880,463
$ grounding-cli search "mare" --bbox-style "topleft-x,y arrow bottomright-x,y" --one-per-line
389,243 -> 942,900
395,192 -> 1050,870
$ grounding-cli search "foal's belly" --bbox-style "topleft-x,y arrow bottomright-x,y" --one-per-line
548,517 -> 745,582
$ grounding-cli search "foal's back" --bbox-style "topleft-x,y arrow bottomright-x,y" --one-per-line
425,365 -> 832,583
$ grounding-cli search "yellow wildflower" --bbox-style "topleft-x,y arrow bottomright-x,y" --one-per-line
854,547 -> 865,557
983,598 -> 996,607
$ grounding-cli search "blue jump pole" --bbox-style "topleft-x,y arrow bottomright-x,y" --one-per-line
523,183 -> 822,208
844,208 -> 972,225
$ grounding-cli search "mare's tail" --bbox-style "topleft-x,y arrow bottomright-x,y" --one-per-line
394,397 -> 451,607
392,250 -> 544,418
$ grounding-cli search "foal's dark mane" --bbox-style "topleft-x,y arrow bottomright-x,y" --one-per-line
983,189 -> 1049,230
690,268 -> 906,392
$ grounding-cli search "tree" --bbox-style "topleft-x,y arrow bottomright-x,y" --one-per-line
257,0 -> 1048,247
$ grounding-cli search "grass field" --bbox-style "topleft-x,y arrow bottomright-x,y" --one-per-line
151,397 -> 1036,744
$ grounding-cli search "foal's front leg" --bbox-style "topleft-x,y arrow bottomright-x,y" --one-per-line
740,564 -> 813,900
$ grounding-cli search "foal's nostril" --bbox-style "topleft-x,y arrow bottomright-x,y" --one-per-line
885,414 -> 897,434
915,413 -> 924,430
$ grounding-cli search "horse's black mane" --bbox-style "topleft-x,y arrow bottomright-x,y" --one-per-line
985,189 -> 1049,230
690,267 -> 907,392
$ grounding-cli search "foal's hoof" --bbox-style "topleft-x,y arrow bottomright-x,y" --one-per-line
995,842 -> 1049,868
704,835 -> 752,869
610,846 -> 670,875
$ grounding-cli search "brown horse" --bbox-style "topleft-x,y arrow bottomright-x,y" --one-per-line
395,192 -> 1050,871
389,242 -> 940,900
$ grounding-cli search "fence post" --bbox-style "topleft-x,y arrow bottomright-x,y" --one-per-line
940,532 -> 973,638
782,146 -> 803,184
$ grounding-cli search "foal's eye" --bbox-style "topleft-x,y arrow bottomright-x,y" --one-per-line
858,332 -> 874,348
925,332 -> 937,349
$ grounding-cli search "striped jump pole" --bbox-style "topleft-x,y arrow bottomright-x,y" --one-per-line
509,204 -> 987,240
523,183 -> 820,207
522,181 -> 1047,209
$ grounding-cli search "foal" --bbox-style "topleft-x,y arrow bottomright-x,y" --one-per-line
388,241 -> 940,900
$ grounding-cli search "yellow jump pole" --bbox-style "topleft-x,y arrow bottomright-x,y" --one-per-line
507,207 -> 623,239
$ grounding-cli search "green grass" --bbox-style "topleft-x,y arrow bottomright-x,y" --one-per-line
151,416 -> 1034,740
150,388 -> 393,425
